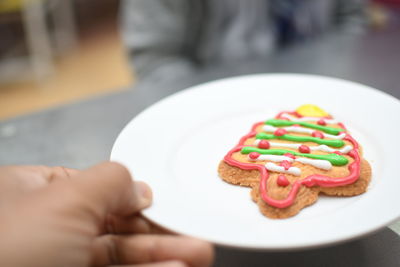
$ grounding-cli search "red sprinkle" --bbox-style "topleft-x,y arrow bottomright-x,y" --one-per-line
284,153 -> 296,159
333,151 -> 343,155
280,160 -> 292,170
277,175 -> 290,187
258,140 -> 270,149
274,128 -> 287,136
249,152 -> 260,160
299,145 -> 311,153
317,119 -> 327,126
312,131 -> 324,139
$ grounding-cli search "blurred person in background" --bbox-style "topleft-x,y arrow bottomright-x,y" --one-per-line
121,0 -> 367,83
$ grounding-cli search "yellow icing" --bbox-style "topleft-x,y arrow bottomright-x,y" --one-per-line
296,104 -> 328,117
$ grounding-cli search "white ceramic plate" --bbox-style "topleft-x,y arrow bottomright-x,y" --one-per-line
111,74 -> 400,250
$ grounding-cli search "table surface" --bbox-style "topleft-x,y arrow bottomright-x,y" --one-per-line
1,28 -> 400,266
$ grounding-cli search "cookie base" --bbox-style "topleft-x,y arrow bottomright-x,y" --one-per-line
218,160 -> 371,219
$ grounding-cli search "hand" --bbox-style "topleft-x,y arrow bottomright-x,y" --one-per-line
0,162 -> 213,267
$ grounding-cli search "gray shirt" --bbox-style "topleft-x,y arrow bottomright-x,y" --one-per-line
121,0 -> 367,82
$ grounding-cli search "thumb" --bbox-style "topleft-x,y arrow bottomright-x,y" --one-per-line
29,162 -> 152,232
68,161 -> 152,217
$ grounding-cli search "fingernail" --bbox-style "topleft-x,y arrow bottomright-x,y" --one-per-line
136,181 -> 152,205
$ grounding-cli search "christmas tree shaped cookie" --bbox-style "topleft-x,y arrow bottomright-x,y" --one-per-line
218,105 -> 371,219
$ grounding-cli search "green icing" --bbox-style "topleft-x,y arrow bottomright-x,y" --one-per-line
265,119 -> 345,135
256,132 -> 345,148
241,147 -> 349,166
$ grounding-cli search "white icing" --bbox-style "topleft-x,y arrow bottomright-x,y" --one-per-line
262,125 -> 346,140
254,140 -> 352,154
285,126 -> 314,134
263,125 -> 314,135
249,154 -> 294,162
248,151 -> 332,171
295,157 -> 332,170
281,113 -> 337,124
311,144 -> 352,154
265,162 -> 301,176
262,125 -> 278,132
324,132 -> 346,140
255,139 -> 299,149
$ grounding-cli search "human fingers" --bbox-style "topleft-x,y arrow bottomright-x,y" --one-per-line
33,162 -> 152,231
91,234 -> 214,267
0,162 -> 152,267
104,214 -> 172,235
70,162 -> 152,218
8,162 -> 152,237
104,214 -> 153,234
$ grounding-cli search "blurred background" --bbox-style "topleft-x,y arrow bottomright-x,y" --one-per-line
0,0 -> 132,120
0,0 -> 399,120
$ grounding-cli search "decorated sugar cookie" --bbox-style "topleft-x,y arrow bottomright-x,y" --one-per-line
218,105 -> 371,219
